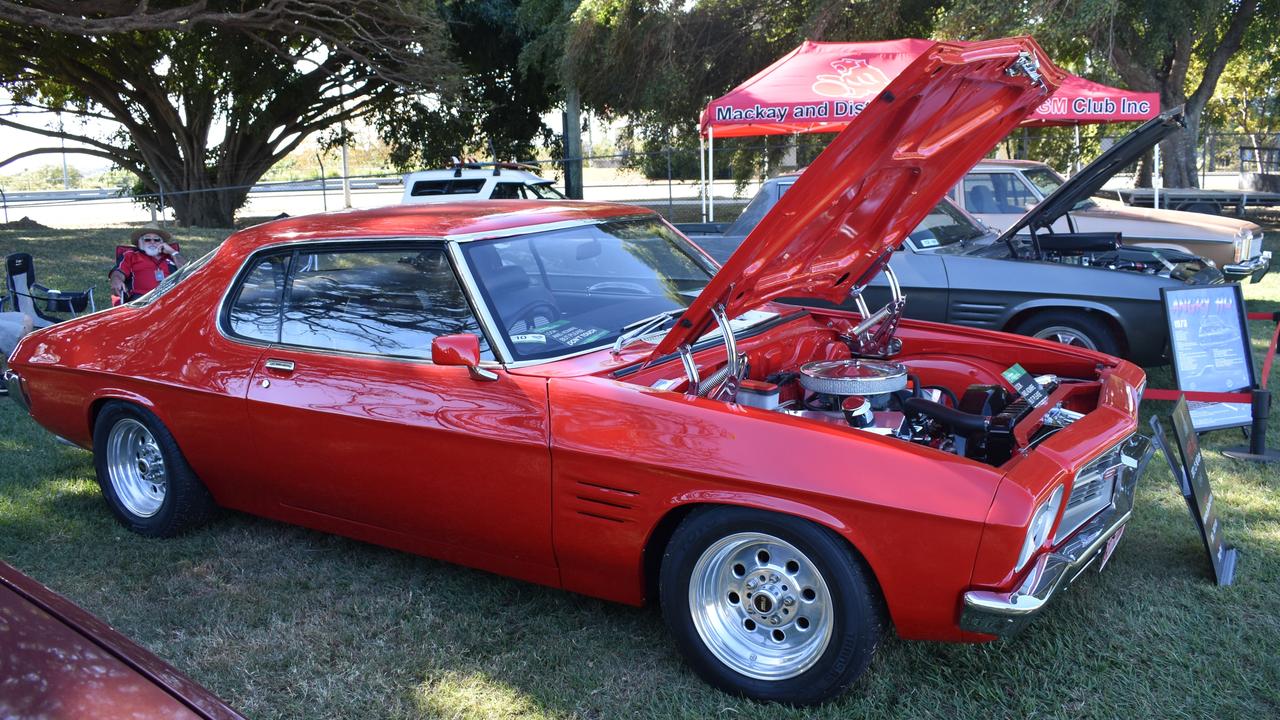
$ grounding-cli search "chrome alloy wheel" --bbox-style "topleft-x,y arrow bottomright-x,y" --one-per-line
688,532 -> 834,681
1032,325 -> 1099,350
105,418 -> 167,518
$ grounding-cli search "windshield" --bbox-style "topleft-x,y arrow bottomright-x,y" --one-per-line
1023,167 -> 1096,211
907,200 -> 988,249
462,218 -> 715,361
725,181 -> 793,237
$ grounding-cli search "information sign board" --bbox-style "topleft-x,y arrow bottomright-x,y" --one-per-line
1161,284 -> 1256,431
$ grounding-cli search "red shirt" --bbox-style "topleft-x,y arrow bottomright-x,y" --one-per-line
113,249 -> 176,296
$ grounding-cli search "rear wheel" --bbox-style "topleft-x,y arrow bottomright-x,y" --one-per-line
93,401 -> 215,537
659,506 -> 883,705
1014,310 -> 1120,357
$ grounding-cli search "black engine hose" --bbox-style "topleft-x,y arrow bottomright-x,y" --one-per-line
923,384 -> 959,408
903,397 -> 990,435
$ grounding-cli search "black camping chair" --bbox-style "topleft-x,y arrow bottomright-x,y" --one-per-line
4,253 -> 95,329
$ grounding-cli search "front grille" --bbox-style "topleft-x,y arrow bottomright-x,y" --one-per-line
1066,465 -> 1117,510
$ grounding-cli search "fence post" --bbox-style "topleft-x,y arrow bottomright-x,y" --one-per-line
317,152 -> 328,212
666,145 -> 674,220
0,186 -> 7,224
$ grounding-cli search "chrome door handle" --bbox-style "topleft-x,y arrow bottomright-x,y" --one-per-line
264,359 -> 295,372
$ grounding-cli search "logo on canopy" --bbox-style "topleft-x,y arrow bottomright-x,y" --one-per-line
812,58 -> 890,99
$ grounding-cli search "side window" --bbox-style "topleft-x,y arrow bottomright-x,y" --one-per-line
277,246 -> 492,360
995,173 -> 1040,212
227,255 -> 290,342
491,183 -> 526,199
411,179 -> 486,196
962,173 -> 1001,213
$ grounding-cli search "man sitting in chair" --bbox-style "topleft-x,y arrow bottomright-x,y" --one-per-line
109,226 -> 185,302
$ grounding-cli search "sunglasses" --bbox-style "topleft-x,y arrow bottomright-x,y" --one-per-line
139,236 -> 164,243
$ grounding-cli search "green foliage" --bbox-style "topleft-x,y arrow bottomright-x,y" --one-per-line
374,0 -> 575,171
0,163 -> 82,191
566,0 -> 948,184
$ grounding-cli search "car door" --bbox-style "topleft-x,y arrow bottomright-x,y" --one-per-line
228,242 -> 555,570
862,247 -> 949,322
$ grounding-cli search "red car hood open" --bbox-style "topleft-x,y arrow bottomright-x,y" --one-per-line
649,37 -> 1065,361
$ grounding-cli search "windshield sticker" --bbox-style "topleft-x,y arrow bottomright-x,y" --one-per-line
527,320 -> 611,347
918,238 -> 939,248
511,333 -> 547,344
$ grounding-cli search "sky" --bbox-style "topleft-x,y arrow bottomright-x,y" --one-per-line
0,103 -> 118,175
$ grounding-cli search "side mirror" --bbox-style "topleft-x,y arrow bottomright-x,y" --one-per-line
431,334 -> 498,381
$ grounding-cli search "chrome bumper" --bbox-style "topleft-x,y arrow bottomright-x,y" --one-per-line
960,434 -> 1154,637
4,368 -> 28,413
1224,250 -> 1271,283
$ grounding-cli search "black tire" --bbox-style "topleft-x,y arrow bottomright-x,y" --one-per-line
92,401 -> 215,537
1013,310 -> 1121,357
659,506 -> 884,705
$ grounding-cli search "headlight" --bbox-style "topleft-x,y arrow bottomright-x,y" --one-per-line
1016,484 -> 1064,571
1234,229 -> 1253,263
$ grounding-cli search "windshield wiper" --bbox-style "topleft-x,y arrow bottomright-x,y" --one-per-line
611,308 -> 686,356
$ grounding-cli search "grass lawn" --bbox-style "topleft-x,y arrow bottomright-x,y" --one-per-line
1,222 -> 1278,719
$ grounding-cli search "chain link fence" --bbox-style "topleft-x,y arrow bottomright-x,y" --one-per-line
2,131 -> 1278,230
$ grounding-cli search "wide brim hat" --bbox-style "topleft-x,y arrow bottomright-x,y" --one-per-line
130,225 -> 173,243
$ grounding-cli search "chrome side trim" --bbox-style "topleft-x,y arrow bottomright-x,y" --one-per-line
960,433 -> 1154,637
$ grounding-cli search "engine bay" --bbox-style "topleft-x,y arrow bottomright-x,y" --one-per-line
622,268 -> 1103,469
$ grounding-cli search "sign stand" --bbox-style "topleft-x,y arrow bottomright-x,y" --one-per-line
1223,388 -> 1280,462
1150,406 -> 1238,586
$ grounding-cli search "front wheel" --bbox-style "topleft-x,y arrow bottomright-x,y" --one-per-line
659,507 -> 883,705
93,401 -> 215,537
1013,310 -> 1121,357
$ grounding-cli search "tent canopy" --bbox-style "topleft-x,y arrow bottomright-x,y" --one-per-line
701,39 -> 1159,138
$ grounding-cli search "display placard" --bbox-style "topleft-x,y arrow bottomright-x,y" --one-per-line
1161,284 -> 1256,431
1001,363 -> 1048,407
1150,402 -> 1238,586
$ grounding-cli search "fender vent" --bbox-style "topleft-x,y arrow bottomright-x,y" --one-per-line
573,480 -> 639,523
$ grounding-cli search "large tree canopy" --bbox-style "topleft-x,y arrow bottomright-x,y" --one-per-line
0,0 -> 460,226
939,0 -> 1271,187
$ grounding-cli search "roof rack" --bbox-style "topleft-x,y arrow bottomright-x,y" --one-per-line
448,156 -> 540,177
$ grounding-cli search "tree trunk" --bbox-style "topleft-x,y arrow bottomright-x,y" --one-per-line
169,187 -> 248,228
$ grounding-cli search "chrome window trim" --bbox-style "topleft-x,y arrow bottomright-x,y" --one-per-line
214,235 -> 502,367
447,240 -> 514,364
443,214 -> 653,244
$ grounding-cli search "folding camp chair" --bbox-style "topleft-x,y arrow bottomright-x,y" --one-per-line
111,243 -> 179,305
4,253 -> 95,329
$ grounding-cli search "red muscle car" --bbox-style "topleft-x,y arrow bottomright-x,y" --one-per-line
6,38 -> 1154,704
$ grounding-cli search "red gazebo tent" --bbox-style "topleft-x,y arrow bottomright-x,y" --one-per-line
697,39 -> 1160,218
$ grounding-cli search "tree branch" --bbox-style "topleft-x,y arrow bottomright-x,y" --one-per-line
0,146 -> 140,173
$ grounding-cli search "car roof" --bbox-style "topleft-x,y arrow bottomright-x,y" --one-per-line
234,201 -> 651,251
971,159 -> 1047,169
403,167 -> 552,182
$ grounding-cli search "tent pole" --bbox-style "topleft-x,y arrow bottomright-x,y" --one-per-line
1154,142 -> 1161,209
708,126 -> 715,222
699,132 -> 707,222
1072,125 -> 1080,175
